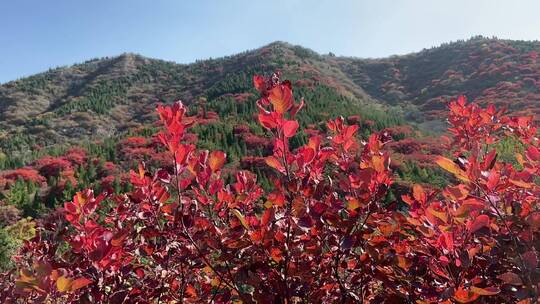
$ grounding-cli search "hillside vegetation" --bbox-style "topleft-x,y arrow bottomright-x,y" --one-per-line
1,36 -> 538,150
0,36 -> 538,223
1,72 -> 540,303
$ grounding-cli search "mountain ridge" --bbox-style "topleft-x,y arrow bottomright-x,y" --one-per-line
1,36 -> 538,152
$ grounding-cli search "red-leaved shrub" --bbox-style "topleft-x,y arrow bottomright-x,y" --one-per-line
1,75 -> 538,303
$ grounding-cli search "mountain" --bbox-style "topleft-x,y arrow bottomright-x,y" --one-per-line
335,37 -> 540,120
0,36 -> 538,155
0,36 -> 538,222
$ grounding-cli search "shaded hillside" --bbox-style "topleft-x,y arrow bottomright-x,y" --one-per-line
335,36 -> 540,119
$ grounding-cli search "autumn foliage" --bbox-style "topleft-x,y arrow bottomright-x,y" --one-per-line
0,73 -> 539,303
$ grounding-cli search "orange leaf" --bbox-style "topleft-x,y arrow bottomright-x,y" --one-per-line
516,153 -> 525,167
208,151 -> 226,172
470,286 -> 500,296
268,85 -> 293,113
412,184 -> 426,202
397,256 -> 411,271
270,247 -> 283,262
160,202 -> 177,215
267,192 -> 285,207
372,155 -> 386,173
435,156 -> 470,182
509,179 -> 533,189
427,207 -> 448,223
265,156 -> 284,172
19,269 -> 36,283
138,163 -> 145,179
250,230 -> 263,243
454,198 -> 485,218
56,276 -> 72,292
185,284 -> 197,297
347,198 -> 360,211
70,277 -> 92,291
454,286 -> 480,303
111,231 -> 129,247
443,184 -> 469,201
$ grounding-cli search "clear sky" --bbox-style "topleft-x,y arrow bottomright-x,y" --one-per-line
1,0 -> 539,83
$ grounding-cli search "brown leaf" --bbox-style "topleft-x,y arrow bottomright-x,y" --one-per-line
497,272 -> 523,285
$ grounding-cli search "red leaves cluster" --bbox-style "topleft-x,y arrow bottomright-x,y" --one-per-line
34,156 -> 72,178
1,75 -> 539,303
255,72 -> 304,136
0,168 -> 46,186
402,96 -> 540,303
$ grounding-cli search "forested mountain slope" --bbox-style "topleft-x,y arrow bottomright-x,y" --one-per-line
1,36 -> 538,151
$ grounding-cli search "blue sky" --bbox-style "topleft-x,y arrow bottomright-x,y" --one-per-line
1,0 -> 539,83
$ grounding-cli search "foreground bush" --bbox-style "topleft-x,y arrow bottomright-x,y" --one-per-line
0,73 -> 538,303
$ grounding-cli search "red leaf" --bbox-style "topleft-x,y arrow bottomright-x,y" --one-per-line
135,268 -> 145,279
261,208 -> 274,226
253,75 -> 266,93
258,112 -> 278,129
482,149 -> 497,170
290,97 -> 304,117
526,145 -> 540,162
312,202 -> 328,215
440,232 -> 454,251
486,171 -> 500,191
527,212 -> 540,230
523,250 -> 538,270
468,214 -> 489,233
344,125 -> 359,139
283,120 -> 299,138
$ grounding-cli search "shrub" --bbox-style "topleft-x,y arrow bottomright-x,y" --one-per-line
0,75 -> 538,303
